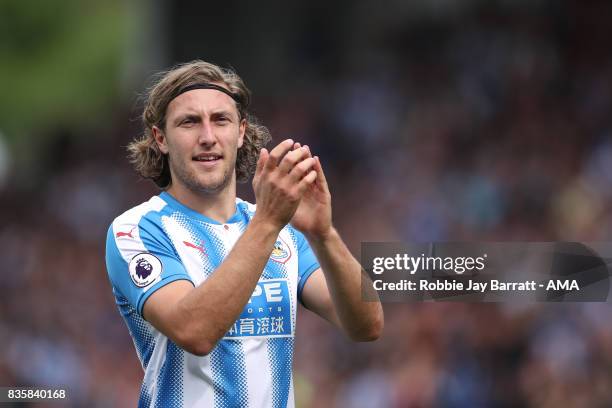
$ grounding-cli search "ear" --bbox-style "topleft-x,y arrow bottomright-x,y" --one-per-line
237,119 -> 246,149
152,125 -> 169,154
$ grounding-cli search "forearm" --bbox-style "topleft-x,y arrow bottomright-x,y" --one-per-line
175,216 -> 280,353
307,228 -> 383,341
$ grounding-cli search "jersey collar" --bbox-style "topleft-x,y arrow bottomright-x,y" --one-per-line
159,191 -> 243,224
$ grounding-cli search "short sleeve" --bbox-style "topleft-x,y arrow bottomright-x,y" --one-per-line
105,215 -> 193,316
293,229 -> 320,301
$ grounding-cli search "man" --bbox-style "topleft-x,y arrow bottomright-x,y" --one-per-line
106,60 -> 383,407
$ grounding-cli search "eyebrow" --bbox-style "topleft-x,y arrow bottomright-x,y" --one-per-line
210,110 -> 235,119
171,110 -> 237,126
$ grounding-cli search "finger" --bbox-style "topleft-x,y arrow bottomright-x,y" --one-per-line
297,170 -> 318,194
278,145 -> 309,173
254,148 -> 268,179
304,145 -> 312,158
288,157 -> 316,182
266,139 -> 294,170
314,156 -> 329,188
293,142 -> 301,150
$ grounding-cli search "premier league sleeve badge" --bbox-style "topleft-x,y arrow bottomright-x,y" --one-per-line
129,252 -> 163,287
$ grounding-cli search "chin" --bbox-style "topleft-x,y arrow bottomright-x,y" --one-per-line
195,176 -> 232,193
175,165 -> 233,194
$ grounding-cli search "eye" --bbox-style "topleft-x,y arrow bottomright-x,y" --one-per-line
180,118 -> 195,127
216,116 -> 230,125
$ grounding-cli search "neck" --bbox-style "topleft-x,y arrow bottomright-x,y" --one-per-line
166,178 -> 237,223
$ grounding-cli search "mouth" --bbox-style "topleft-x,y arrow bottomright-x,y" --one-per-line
193,153 -> 223,165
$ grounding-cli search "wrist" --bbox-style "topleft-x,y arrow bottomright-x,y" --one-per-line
304,226 -> 337,246
250,214 -> 284,237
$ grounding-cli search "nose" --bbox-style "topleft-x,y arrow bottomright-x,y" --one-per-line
198,119 -> 216,147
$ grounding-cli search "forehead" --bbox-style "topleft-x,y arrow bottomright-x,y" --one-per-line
166,88 -> 238,118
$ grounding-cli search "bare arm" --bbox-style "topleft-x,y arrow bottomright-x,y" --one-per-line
143,139 -> 318,355
291,150 -> 383,341
302,231 -> 383,341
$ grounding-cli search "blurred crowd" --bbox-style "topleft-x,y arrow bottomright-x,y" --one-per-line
2,1 -> 612,407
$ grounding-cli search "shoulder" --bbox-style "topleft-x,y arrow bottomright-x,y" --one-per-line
105,195 -> 172,282
107,195 -> 169,240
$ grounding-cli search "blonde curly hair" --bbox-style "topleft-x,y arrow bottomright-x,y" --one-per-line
127,60 -> 271,188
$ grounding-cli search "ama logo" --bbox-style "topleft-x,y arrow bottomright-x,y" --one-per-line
270,236 -> 292,264
129,253 -> 162,287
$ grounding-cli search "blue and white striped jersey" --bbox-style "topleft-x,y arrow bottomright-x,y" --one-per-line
105,192 -> 319,408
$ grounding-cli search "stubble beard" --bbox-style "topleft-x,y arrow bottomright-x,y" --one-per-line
169,154 -> 235,195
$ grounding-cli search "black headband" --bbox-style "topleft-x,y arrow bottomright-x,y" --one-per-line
173,83 -> 242,105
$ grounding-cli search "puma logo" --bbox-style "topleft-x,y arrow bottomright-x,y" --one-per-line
183,241 -> 207,255
116,226 -> 136,238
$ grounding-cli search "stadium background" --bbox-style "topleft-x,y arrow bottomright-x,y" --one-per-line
1,0 -> 612,406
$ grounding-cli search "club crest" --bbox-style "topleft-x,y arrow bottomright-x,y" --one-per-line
270,237 -> 292,264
